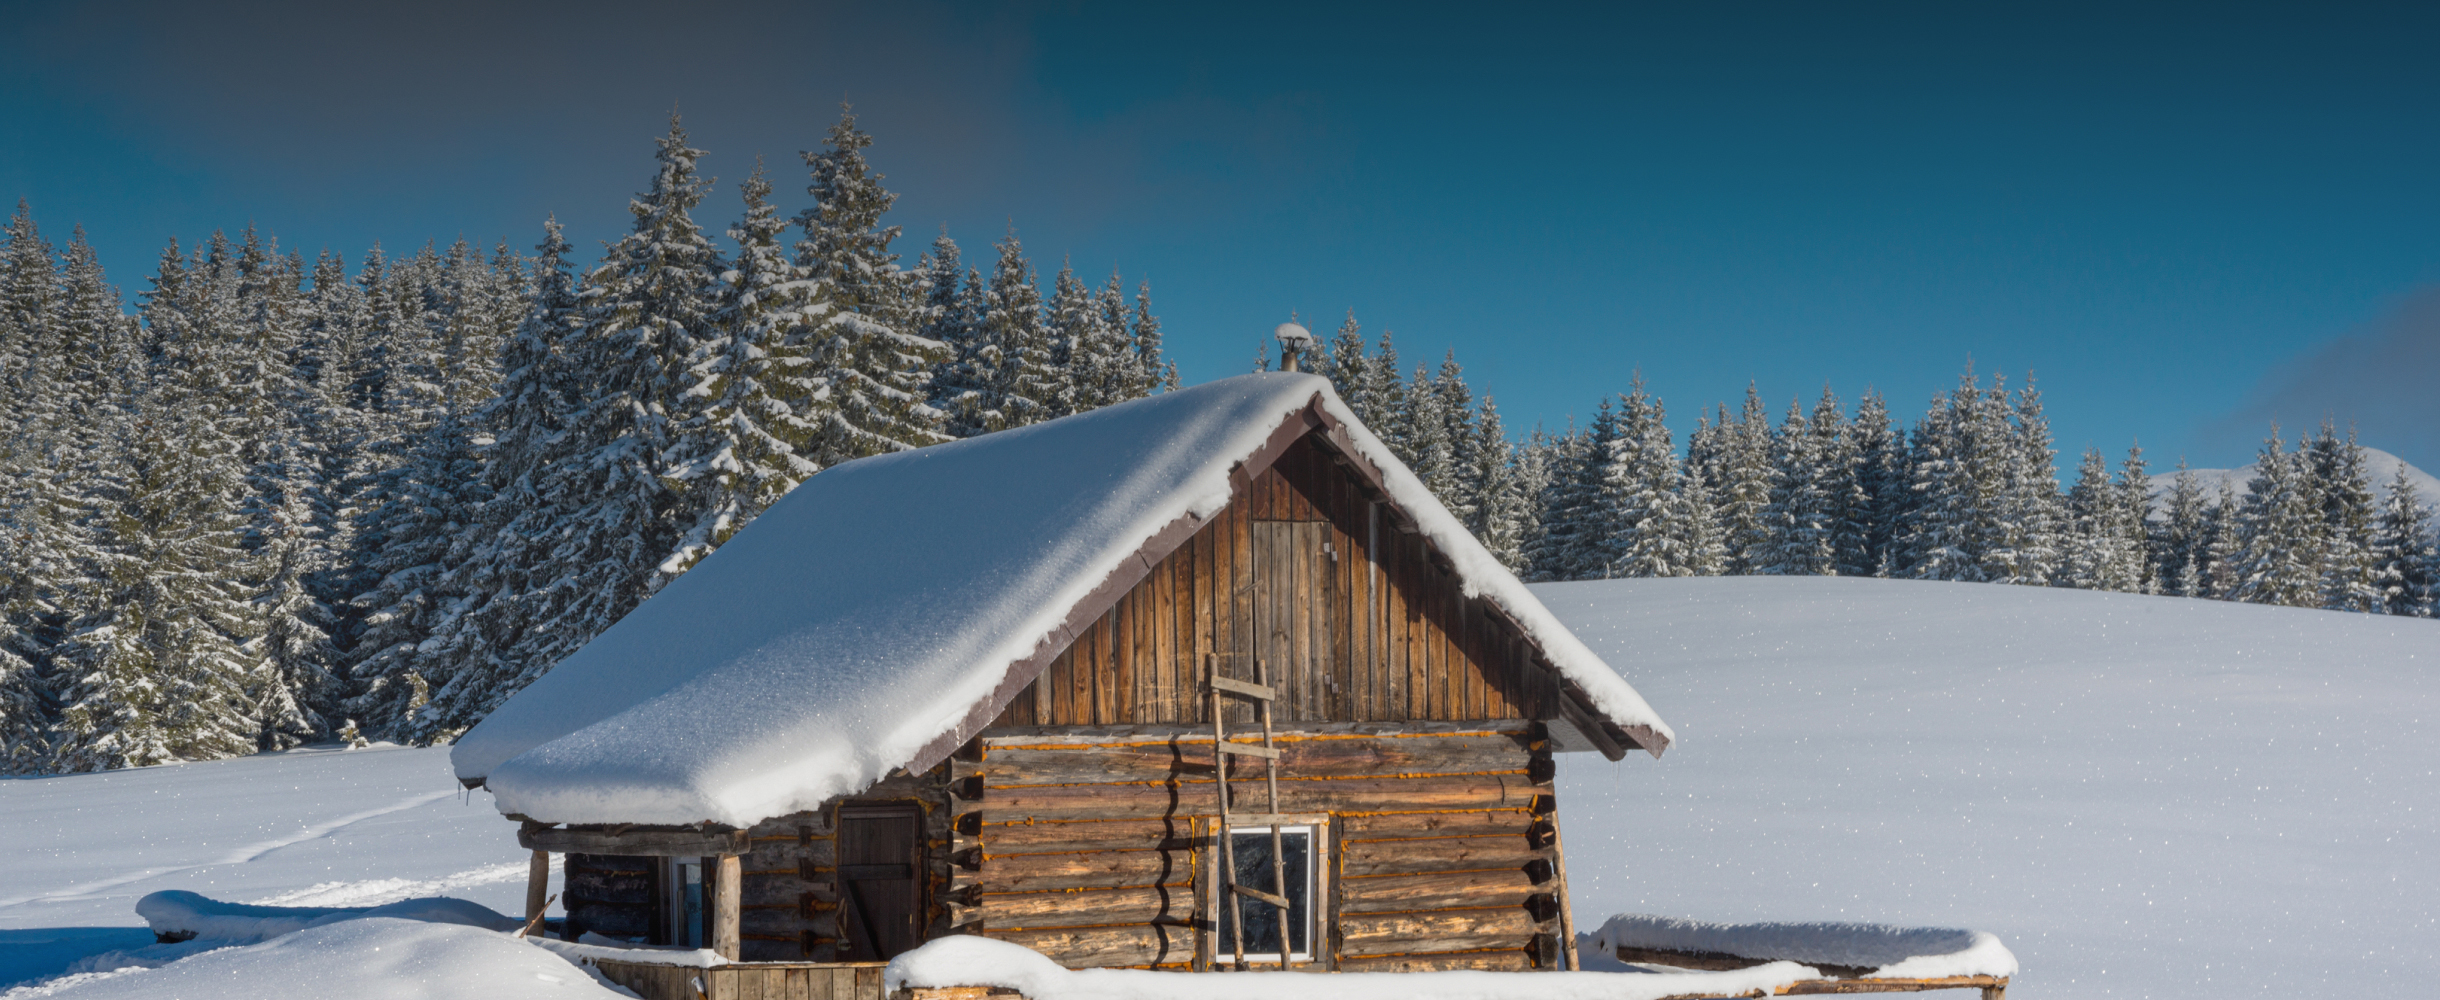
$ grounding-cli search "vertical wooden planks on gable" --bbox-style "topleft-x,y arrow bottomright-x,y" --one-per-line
1230,490 -> 1256,722
1154,532 -> 1178,723
1192,510 -> 1215,725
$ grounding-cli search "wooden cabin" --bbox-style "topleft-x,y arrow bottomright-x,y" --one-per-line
451,372 -> 1673,997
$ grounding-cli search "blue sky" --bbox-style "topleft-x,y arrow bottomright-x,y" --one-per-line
4,1 -> 2435,472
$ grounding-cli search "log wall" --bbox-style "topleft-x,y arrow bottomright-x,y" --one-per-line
561,768 -> 954,963
565,852 -> 657,941
955,723 -> 1565,972
988,436 -> 1567,729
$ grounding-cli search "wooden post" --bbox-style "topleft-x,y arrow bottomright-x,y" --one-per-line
712,853 -> 742,960
1257,658 -> 1290,968
525,849 -> 551,926
1547,808 -> 1580,971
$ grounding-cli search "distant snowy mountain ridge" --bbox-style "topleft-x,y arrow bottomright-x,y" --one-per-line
2152,444 -> 2439,508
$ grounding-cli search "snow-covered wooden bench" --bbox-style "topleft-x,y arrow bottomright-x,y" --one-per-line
1593,914 -> 2015,999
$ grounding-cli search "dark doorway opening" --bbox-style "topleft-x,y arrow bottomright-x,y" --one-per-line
837,803 -> 924,961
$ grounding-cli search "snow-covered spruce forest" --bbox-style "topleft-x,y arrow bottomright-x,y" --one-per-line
3,112 -> 2437,778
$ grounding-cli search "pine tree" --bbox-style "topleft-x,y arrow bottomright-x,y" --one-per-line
1466,396 -> 1529,572
2226,427 -> 2324,607
2157,462 -> 2211,597
2369,465 -> 2436,617
1605,378 -> 1700,577
1849,389 -> 1907,574
1537,400 -> 1618,581
506,117 -> 725,718
1361,331 -> 1405,446
1512,428 -> 1560,577
798,108 -> 949,465
2113,443 -> 2155,593
0,201 -> 62,433
1669,465 -> 1732,577
919,234 -> 994,436
1320,311 -> 1371,421
411,218 -> 589,736
2202,478 -> 2243,599
975,230 -> 1057,430
51,392 -> 260,770
662,163 -> 827,577
1756,388 -> 1857,576
2306,421 -> 2382,612
1055,268 -> 1139,413
1898,385 -> 1981,581
1717,384 -> 1776,573
247,455 -> 338,749
1404,362 -> 1458,507
1998,376 -> 2065,585
1132,282 -> 1174,392
2062,446 -> 2144,592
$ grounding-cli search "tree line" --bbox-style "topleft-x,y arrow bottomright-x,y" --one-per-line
5,110 -> 2434,777
0,111 -> 1174,773
1283,321 -> 2439,618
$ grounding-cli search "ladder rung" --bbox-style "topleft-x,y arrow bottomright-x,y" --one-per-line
1229,883 -> 1292,909
1209,676 -> 1276,700
1215,742 -> 1280,760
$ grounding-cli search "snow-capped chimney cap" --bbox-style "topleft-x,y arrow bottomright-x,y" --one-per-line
1274,320 -> 1314,372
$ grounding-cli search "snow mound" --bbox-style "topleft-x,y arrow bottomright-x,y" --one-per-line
884,935 -> 1815,1000
1592,913 -> 2016,979
456,373 -> 1668,827
0,918 -> 623,999
135,890 -> 519,944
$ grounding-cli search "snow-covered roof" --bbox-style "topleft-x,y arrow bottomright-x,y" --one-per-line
452,373 -> 1671,827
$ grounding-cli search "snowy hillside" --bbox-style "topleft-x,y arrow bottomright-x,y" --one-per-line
2156,443 -> 2439,505
5,578 -> 2435,997
1539,576 -> 2438,998
0,745 -> 543,991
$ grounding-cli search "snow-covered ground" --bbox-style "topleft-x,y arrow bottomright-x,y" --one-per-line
4,577 -> 2434,997
1541,576 -> 2438,998
0,744 -> 548,990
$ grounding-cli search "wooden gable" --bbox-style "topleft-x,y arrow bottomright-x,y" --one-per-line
990,431 -> 1567,729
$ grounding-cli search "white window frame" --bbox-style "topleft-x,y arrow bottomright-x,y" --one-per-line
1205,814 -> 1331,966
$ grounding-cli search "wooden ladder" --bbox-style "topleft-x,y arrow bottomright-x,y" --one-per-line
1208,653 -> 1293,969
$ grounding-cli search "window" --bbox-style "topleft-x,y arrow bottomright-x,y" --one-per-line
659,857 -> 710,949
1211,821 -> 1326,965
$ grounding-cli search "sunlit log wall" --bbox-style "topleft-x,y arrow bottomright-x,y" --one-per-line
957,723 -> 1567,972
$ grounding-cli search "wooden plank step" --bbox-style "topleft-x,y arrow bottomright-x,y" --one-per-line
1208,676 -> 1275,700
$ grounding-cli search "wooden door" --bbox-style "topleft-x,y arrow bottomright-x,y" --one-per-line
1252,520 -> 1332,720
837,804 -> 924,961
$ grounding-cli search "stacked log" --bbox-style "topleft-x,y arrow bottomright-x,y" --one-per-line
959,722 -> 1564,971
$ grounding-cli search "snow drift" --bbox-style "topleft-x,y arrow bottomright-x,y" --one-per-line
1591,913 -> 2016,979
882,935 -> 1815,1000
134,890 -> 519,944
4,918 -> 624,999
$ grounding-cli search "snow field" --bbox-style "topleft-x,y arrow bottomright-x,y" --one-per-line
0,744 -> 547,989
3,576 -> 2432,998
1542,576 -> 2439,998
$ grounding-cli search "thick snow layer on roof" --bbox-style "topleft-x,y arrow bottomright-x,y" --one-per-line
884,935 -> 1815,1000
453,373 -> 1668,826
1592,913 -> 2016,979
